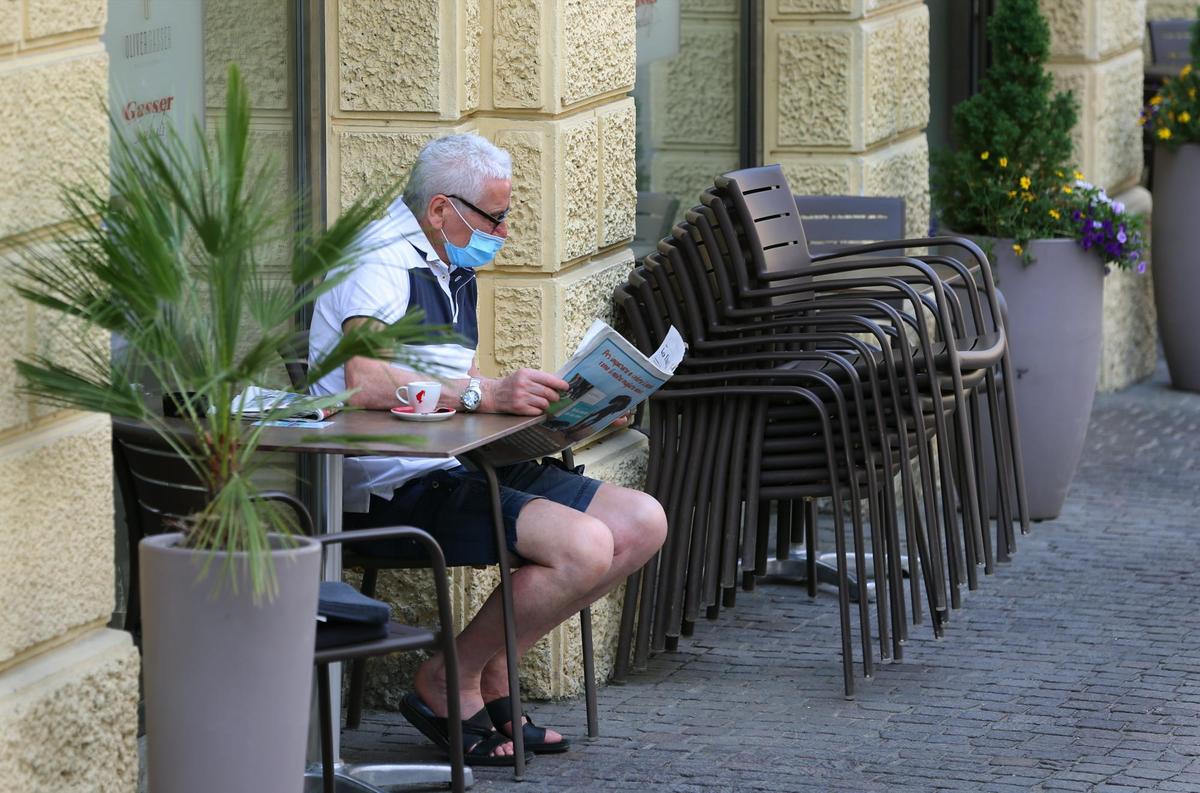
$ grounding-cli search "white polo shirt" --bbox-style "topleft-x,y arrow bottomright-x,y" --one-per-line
309,196 -> 479,512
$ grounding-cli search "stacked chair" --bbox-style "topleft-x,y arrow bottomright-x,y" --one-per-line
611,165 -> 1029,698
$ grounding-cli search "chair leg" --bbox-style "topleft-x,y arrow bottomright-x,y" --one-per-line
345,567 -> 379,730
580,607 -> 599,738
317,663 -> 335,793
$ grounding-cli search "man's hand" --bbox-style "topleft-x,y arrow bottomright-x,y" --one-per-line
486,368 -> 569,415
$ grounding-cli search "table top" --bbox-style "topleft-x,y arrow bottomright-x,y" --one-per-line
253,409 -> 545,457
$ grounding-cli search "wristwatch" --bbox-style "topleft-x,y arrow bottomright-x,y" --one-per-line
460,377 -> 483,412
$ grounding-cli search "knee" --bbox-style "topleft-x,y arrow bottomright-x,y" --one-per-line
625,491 -> 668,561
559,514 -> 615,588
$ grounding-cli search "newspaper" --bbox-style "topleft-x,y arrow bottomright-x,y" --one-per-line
232,385 -> 342,421
478,319 -> 685,465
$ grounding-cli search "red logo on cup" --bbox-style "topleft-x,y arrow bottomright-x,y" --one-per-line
416,389 -> 426,404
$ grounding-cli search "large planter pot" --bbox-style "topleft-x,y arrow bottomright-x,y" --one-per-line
978,237 -> 1105,520
1152,143 -> 1200,391
140,533 -> 321,793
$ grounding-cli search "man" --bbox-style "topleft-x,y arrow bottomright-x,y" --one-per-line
310,134 -> 667,764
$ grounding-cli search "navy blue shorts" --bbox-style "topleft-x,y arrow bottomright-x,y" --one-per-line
343,458 -> 603,566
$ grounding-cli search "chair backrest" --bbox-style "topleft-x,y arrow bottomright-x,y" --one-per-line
791,195 -> 905,256
633,191 -> 681,261
714,165 -> 814,278
113,418 -> 211,539
278,328 -> 311,390
1149,18 -> 1193,68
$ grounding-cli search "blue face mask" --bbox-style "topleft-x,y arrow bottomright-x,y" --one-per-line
441,202 -> 505,269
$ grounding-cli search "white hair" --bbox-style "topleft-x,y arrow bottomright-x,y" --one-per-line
403,134 -> 512,218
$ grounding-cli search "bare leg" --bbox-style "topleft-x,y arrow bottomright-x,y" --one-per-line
413,495 -> 625,755
480,484 -> 667,740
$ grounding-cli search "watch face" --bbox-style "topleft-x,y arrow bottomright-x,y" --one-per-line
462,386 -> 482,410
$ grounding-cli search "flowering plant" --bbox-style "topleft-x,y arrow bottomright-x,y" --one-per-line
930,0 -> 1145,271
1142,10 -> 1200,147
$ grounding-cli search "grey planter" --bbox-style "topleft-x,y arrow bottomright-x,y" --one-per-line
983,237 -> 1105,520
1152,143 -> 1200,392
140,532 -> 321,793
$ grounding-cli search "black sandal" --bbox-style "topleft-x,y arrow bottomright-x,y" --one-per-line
485,696 -> 571,754
399,692 -> 534,767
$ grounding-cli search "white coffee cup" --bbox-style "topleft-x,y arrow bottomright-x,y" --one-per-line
395,381 -> 442,414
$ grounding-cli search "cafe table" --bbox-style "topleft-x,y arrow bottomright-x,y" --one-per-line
251,408 -> 548,790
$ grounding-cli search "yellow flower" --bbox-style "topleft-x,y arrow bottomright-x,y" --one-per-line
1139,115 -> 1148,126
999,157 -> 1008,168
1019,175 -> 1032,190
980,151 -> 990,160
1159,127 -> 1173,140
1062,185 -> 1073,194
1074,170 -> 1084,180
1151,95 -> 1164,106
1049,208 -> 1061,220
1190,88 -> 1197,99
1055,170 -> 1064,177
1022,191 -> 1035,202
1012,243 -> 1023,256
1181,111 -> 1192,124
1182,64 -> 1194,77
1008,190 -> 1017,198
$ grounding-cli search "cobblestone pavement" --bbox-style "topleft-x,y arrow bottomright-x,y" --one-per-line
342,365 -> 1200,792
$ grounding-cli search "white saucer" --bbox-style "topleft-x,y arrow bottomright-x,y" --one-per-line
390,406 -> 456,422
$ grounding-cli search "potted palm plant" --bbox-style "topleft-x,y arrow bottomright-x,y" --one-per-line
931,0 -> 1146,519
1144,9 -> 1200,392
12,67 -> 435,793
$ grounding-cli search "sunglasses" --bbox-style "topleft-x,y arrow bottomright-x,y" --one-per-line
447,194 -> 510,233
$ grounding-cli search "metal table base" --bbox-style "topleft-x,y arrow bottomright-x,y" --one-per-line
303,762 -> 474,792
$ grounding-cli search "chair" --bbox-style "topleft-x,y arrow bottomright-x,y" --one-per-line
111,417 -> 467,793
278,331 -> 600,740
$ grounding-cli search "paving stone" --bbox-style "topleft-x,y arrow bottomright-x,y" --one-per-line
340,363 -> 1200,791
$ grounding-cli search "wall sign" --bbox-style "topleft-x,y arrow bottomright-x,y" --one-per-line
103,0 -> 204,150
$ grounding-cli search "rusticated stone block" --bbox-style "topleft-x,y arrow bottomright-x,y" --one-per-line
1146,0 -> 1200,20
0,48 -> 108,240
337,0 -> 479,118
25,0 -> 104,40
492,0 -> 544,109
0,415 -> 114,662
1050,49 -> 1145,191
863,3 -> 929,146
772,26 -> 854,148
649,16 -> 740,149
204,0 -> 290,110
0,270 -> 28,433
477,112 -> 603,272
648,149 -> 741,219
1042,0 -> 1145,60
562,0 -> 636,108
862,134 -> 930,239
778,156 -> 856,196
0,630 -> 139,792
335,122 -> 475,212
774,0 -> 919,18
489,0 -> 634,113
1100,186 -> 1157,391
0,1 -> 21,46
597,98 -> 637,248
478,248 -> 636,374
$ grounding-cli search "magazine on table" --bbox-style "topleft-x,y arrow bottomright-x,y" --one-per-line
479,319 -> 686,466
231,385 -> 342,422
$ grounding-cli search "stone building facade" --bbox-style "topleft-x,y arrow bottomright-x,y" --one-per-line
1,0 -> 1193,788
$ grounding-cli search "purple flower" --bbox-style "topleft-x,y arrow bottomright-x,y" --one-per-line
1112,201 -> 1125,214
1117,230 -> 1128,244
1093,220 -> 1103,229
1138,261 -> 1147,273
1072,209 -> 1083,222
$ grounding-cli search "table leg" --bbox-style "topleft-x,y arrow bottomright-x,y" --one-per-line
465,451 -> 527,781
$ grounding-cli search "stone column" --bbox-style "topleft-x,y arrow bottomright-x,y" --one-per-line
763,0 -> 931,239
0,2 -> 141,789
330,0 -> 643,701
1042,0 -> 1158,391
